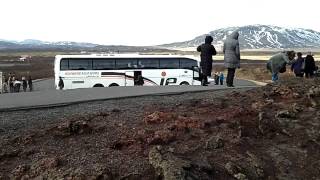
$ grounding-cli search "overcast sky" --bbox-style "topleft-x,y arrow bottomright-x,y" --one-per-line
1,0 -> 319,46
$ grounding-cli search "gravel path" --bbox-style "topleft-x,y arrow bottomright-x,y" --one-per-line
0,88 -> 252,137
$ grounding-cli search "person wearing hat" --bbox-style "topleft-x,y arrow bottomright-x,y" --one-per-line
223,31 -> 240,87
304,52 -> 316,78
197,35 -> 217,86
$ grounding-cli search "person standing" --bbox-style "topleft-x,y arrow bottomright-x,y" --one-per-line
8,74 -> 13,93
58,76 -> 64,90
291,52 -> 304,77
267,51 -> 296,82
28,75 -> 33,91
304,52 -> 316,78
214,72 -> 219,85
223,31 -> 240,87
197,35 -> 217,86
13,78 -> 21,93
2,79 -> 8,93
22,76 -> 27,92
219,72 -> 224,85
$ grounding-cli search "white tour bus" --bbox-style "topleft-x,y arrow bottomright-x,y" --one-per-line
54,54 -> 202,90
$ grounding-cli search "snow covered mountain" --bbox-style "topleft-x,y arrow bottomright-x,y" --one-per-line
162,25 -> 320,50
2,25 -> 320,51
0,39 -> 99,50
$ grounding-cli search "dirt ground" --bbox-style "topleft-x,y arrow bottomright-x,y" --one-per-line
1,77 -> 320,179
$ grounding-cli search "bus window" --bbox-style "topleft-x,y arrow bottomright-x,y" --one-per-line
60,59 -> 69,70
69,59 -> 92,70
138,58 -> 159,69
115,59 -> 137,69
159,58 -> 179,69
180,58 -> 198,70
93,59 -> 115,70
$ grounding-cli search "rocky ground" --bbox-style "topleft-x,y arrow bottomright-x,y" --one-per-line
1,77 -> 320,179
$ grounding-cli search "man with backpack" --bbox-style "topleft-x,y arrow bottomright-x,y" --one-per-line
267,51 -> 295,82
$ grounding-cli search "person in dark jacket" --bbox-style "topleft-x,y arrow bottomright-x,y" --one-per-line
304,52 -> 316,78
197,35 -> 217,86
28,76 -> 33,91
223,31 -> 240,87
291,52 -> 304,77
58,76 -> 64,90
8,74 -> 14,93
214,72 -> 219,85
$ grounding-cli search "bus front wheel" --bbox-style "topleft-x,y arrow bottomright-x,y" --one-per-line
180,82 -> 190,85
93,84 -> 104,87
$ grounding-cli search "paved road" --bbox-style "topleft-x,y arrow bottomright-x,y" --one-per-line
0,78 -> 265,111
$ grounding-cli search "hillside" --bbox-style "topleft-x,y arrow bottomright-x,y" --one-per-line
161,25 -> 320,50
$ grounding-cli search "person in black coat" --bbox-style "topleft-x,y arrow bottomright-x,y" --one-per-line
197,35 -> 217,86
58,76 -> 64,90
304,52 -> 316,78
28,76 -> 33,91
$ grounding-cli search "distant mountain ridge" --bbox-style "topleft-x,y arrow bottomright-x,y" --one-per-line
1,25 -> 320,51
0,39 -> 98,49
161,25 -> 320,50
0,39 -> 170,53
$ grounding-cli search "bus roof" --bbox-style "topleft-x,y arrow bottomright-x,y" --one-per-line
55,54 -> 198,60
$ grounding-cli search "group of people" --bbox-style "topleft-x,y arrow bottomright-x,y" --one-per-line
2,73 -> 33,93
290,52 -> 317,78
267,51 -> 318,81
197,31 -> 240,87
213,72 -> 224,85
197,30 -> 318,85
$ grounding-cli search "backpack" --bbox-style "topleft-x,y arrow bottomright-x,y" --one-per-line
279,63 -> 287,73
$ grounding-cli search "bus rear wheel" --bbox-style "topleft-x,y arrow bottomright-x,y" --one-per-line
93,84 -> 104,87
109,83 -> 119,87
180,82 -> 190,85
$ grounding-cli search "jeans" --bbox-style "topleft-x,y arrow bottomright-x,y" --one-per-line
272,73 -> 279,82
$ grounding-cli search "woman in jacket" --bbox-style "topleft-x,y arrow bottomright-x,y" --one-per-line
267,51 -> 295,82
223,31 -> 240,87
291,52 -> 304,77
197,35 -> 217,86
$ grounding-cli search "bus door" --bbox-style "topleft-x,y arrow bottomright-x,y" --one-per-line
133,71 -> 144,86
125,71 -> 134,86
192,66 -> 201,84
